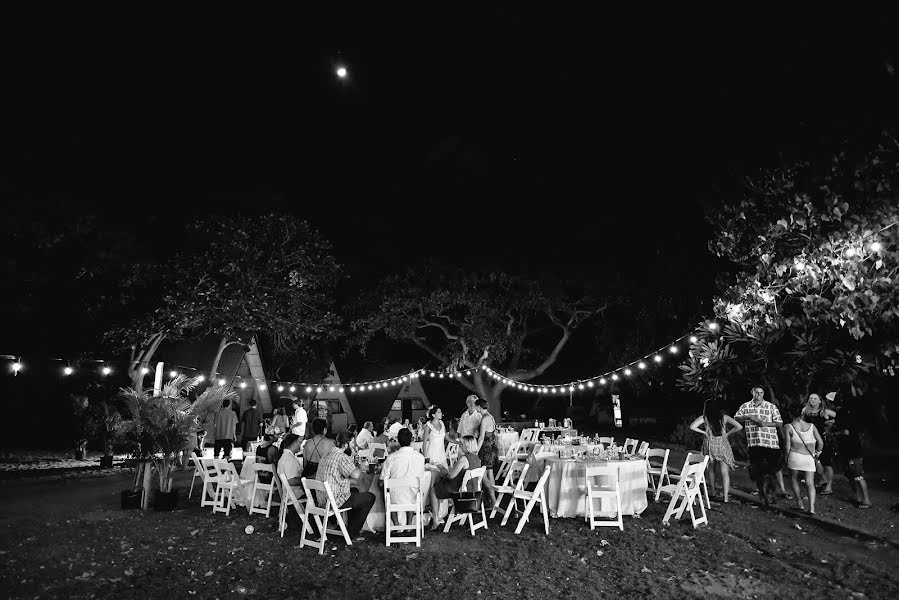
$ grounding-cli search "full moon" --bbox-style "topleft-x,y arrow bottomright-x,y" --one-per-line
336,66 -> 348,78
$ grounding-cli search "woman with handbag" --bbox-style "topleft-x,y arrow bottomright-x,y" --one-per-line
785,410 -> 824,514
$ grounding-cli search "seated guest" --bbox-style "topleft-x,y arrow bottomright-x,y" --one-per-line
356,421 -> 375,450
373,427 -> 390,447
380,429 -> 426,526
302,418 -> 335,478
255,434 -> 281,466
428,435 -> 481,531
316,432 -> 375,541
387,418 -> 404,439
346,424 -> 358,456
276,434 -> 304,499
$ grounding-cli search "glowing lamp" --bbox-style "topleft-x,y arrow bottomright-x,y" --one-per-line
102,366 -> 111,376
197,375 -> 205,382
350,386 -> 357,393
277,385 -> 284,392
305,386 -> 312,393
654,355 -> 662,363
689,335 -> 698,344
239,382 -> 247,389
259,384 -> 267,391
870,241 -> 883,252
638,362 -> 646,370
578,383 -> 585,390
141,367 -> 150,375
599,378 -> 607,385
568,386 -> 575,392
669,346 -> 678,354
624,368 -> 632,376
611,374 -> 619,381
169,370 -> 177,378
289,386 -> 296,393
329,386 -> 335,392
338,387 -> 344,393
336,66 -> 347,78
316,387 -> 323,393
587,381 -> 594,388
708,323 -> 719,331
218,378 -> 226,386
63,366 -> 73,375
367,385 -> 373,390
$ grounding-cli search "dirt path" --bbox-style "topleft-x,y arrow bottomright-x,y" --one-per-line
1,470 -> 897,599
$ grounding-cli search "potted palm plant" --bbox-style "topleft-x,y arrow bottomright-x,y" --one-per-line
114,376 -> 239,510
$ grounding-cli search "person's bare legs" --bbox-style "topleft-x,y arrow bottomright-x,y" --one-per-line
719,462 -> 731,502
428,488 -> 443,530
706,460 -> 717,496
790,470 -> 804,510
483,470 -> 497,507
805,471 -> 816,514
776,470 -> 790,496
853,478 -> 871,506
822,466 -> 834,493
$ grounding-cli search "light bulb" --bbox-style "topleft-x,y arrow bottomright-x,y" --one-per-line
599,378 -> 607,385
218,378 -> 226,386
429,372 -> 435,377
63,366 -> 73,375
141,367 -> 150,375
277,385 -> 284,392
587,381 -> 594,388
12,362 -> 22,373
316,387 -> 323,393
708,323 -> 719,331
870,241 -> 883,252
102,366 -> 111,375
438,373 -> 444,378
259,384 -> 267,391
367,385 -> 373,390
669,346 -> 678,354
338,387 -> 344,393
568,386 -> 575,392
654,355 -> 662,363
845,247 -> 857,257
169,370 -> 177,378
611,374 -> 619,381
336,66 -> 347,78
638,362 -> 646,370
329,386 -> 335,392
289,386 -> 296,393
305,386 -> 312,393
689,335 -> 698,344
239,382 -> 247,389
350,386 -> 357,393
624,368 -> 632,376
197,375 -> 205,382
578,383 -> 585,390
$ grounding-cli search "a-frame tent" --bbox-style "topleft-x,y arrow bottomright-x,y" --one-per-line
308,362 -> 358,433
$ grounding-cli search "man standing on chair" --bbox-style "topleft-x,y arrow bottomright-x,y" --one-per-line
317,432 -> 376,541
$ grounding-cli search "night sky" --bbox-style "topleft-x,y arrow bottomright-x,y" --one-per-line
3,2 -> 899,366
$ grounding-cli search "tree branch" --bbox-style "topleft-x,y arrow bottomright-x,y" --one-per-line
407,336 -> 450,366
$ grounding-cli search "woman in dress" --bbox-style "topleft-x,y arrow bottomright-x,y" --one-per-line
689,399 -> 742,502
803,392 -> 837,495
301,418 -> 335,478
421,406 -> 447,468
475,398 -> 498,509
785,410 -> 823,514
415,417 -> 426,441
429,435 -> 481,531
270,408 -> 290,435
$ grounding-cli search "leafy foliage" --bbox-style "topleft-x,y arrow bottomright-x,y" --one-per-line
351,265 -> 609,414
680,134 -> 897,410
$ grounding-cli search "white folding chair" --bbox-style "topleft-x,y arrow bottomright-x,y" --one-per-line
667,452 -> 711,508
384,477 -> 423,547
585,465 -> 623,531
490,460 -> 530,519
622,438 -> 639,454
496,441 -> 525,480
662,457 -> 709,528
646,448 -> 672,501
520,428 -> 539,443
443,467 -> 488,536
599,437 -> 614,446
277,473 -> 308,537
410,441 -> 424,453
636,441 -> 650,456
212,459 -> 252,516
249,463 -> 280,518
188,455 -> 205,501
299,478 -> 353,554
196,457 -> 222,508
503,466 -> 551,535
445,443 -> 460,467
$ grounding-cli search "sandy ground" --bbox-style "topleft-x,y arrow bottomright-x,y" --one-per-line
1,465 -> 897,600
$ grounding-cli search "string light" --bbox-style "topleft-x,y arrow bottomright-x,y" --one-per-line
141,367 -> 150,375
12,361 -> 23,374
689,335 -> 698,344
653,354 -> 662,363
63,366 -> 74,376
197,375 -> 205,382
870,241 -> 883,252
599,378 -> 607,385
611,374 -> 619,381
277,385 -> 284,392
101,366 -> 111,376
169,370 -> 178,378
289,386 -> 296,393
239,382 -> 247,389
218,378 -> 226,386
638,362 -> 646,370
624,368 -> 632,376
259,384 -> 267,391
669,346 -> 678,354
708,323 -> 719,331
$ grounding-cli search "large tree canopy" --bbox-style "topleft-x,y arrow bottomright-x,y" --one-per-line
351,266 -> 609,416
681,135 -> 899,406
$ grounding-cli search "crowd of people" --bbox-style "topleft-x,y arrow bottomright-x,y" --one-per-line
188,385 -> 873,543
688,387 -> 871,514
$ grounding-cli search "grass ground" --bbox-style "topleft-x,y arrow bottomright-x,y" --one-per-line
1,462 -> 897,599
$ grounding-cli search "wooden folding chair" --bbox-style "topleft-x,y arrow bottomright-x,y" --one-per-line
299,478 -> 353,554
249,463 -> 280,518
384,477 -> 423,547
212,459 -> 252,516
662,457 -> 709,528
585,465 -> 623,531
491,460 -> 530,519
277,473 -> 308,538
443,467 -> 488,536
503,466 -> 551,535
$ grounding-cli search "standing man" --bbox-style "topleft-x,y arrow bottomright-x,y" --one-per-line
213,399 -> 238,459
291,398 -> 308,438
457,394 -> 483,439
735,386 -> 785,505
240,399 -> 261,451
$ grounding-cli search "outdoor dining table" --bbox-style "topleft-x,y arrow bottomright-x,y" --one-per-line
355,464 -> 446,533
542,456 -> 648,518
525,443 -> 605,482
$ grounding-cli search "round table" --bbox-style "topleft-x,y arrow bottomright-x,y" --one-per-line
525,444 -> 604,482
542,456 -> 648,518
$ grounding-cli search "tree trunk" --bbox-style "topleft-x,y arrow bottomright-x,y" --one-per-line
127,333 -> 164,394
471,371 -> 506,419
209,337 -> 231,384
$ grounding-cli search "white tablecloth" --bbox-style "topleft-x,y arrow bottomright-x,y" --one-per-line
525,444 -> 604,482
542,457 -> 648,518
495,431 -> 520,457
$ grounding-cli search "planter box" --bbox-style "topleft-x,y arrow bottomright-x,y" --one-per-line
153,491 -> 178,511
120,490 -> 142,510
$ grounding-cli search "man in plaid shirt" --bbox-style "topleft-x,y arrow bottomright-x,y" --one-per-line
316,431 -> 375,541
735,386 -> 785,504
